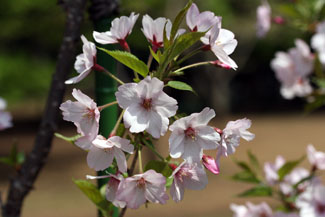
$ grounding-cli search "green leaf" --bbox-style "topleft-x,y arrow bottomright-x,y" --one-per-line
304,95 -> 325,113
278,156 -> 305,181
166,177 -> 174,188
169,0 -> 193,43
149,46 -> 160,63
231,171 -> 260,183
238,185 -> 273,197
98,48 -> 149,77
74,179 -> 111,217
169,31 -> 205,61
0,143 -> 25,167
234,160 -> 254,173
158,31 -> 205,76
144,160 -> 173,177
116,123 -> 125,137
247,150 -> 260,171
166,80 -> 196,94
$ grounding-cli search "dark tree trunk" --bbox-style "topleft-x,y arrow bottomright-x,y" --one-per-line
1,0 -> 87,216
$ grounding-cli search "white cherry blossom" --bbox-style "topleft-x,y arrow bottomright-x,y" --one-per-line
186,3 -> 220,32
201,25 -> 238,70
280,167 -> 310,195
216,118 -> 254,164
311,21 -> 325,65
60,89 -> 100,150
307,144 -> 325,170
0,97 -> 12,131
296,183 -> 325,217
65,35 -> 97,84
169,107 -> 220,162
142,15 -> 185,52
87,174 -> 126,208
264,155 -> 285,185
93,12 -> 139,50
87,135 -> 133,172
271,39 -> 314,99
256,0 -> 271,38
116,170 -> 168,209
115,76 -> 178,139
230,202 -> 273,217
170,161 -> 208,202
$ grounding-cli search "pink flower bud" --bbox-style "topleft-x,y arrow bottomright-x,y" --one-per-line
273,16 -> 285,25
210,60 -> 232,69
202,154 -> 220,174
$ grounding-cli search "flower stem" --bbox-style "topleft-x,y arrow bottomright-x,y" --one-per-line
110,110 -> 124,137
142,139 -> 165,161
102,68 -> 125,85
177,47 -> 202,65
138,148 -> 143,173
173,61 -> 212,74
98,101 -> 118,111
147,53 -> 153,69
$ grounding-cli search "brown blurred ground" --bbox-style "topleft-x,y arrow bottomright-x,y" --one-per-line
1,113 -> 325,217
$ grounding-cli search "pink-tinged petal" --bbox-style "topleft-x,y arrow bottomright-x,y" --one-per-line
109,136 -> 133,153
193,107 -> 215,126
93,31 -> 118,44
186,3 -> 200,30
295,39 -> 311,59
196,11 -> 218,32
154,92 -> 178,117
256,0 -> 271,38
181,139 -> 203,162
146,111 -> 167,139
115,83 -> 139,109
60,101 -> 85,123
202,154 -> 220,174
87,146 -> 114,171
113,147 -> 127,173
0,98 -> 7,110
116,178 -> 145,209
182,163 -> 208,190
169,132 -> 185,158
196,126 -> 220,150
141,15 -> 154,42
72,89 -> 95,108
145,183 -> 168,204
217,29 -> 236,53
92,135 -> 114,149
230,203 -> 248,217
75,135 -> 93,150
65,68 -> 92,84
307,144 -> 325,170
211,45 -> 238,70
143,170 -> 166,185
106,176 -> 126,208
170,178 -> 185,202
0,111 -> 13,130
123,104 -> 149,133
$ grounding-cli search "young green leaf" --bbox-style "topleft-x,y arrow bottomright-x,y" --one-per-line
278,156 -> 305,181
55,133 -> 81,144
169,0 -> 193,43
247,150 -> 260,171
231,171 -> 260,183
98,48 -> 149,77
149,46 -> 160,63
238,185 -> 273,197
166,81 -> 196,94
166,177 -> 174,188
74,179 -> 111,217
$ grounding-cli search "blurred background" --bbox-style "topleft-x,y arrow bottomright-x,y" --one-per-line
0,0 -> 324,216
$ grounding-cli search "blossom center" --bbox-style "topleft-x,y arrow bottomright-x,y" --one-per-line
317,203 -> 325,214
86,108 -> 96,119
136,177 -> 146,188
142,98 -> 153,110
184,127 -> 196,140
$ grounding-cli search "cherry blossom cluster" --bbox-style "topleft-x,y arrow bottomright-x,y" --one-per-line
256,0 -> 325,102
231,144 -> 325,217
59,2 -> 255,212
0,97 -> 13,131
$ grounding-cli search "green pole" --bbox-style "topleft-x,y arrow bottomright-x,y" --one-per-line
90,1 -> 120,216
